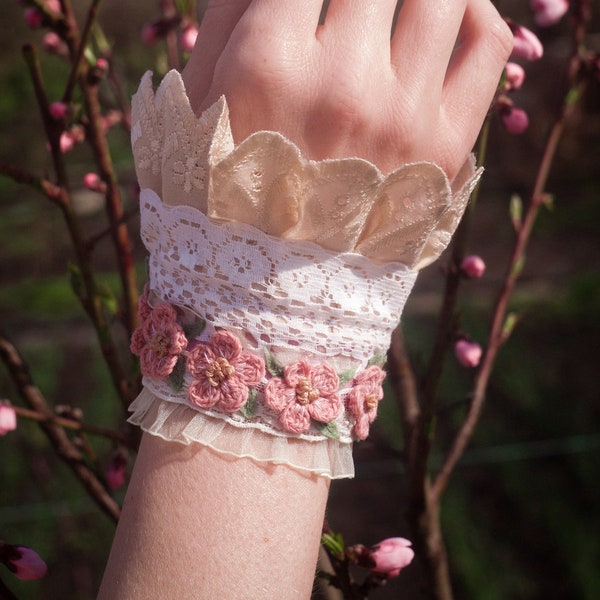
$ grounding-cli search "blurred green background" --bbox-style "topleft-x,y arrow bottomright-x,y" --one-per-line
1,1 -> 599,598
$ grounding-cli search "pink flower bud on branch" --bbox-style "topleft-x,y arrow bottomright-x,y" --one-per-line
106,450 -> 128,490
49,101 -> 69,120
0,543 -> 47,581
505,62 -> 526,91
507,21 -> 544,61
45,0 -> 62,14
454,339 -> 483,368
179,24 -> 199,53
83,172 -> 106,193
460,255 -> 486,279
24,8 -> 43,28
0,403 -> 17,436
531,0 -> 569,27
502,106 -> 530,135
42,32 -> 69,57
368,538 -> 414,579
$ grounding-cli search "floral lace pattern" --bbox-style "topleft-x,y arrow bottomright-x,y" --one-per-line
130,293 -> 386,442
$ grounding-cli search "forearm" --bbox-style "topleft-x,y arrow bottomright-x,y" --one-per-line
98,433 -> 328,599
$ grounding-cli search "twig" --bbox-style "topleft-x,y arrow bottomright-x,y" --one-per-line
0,332 -> 120,523
431,2 -> 591,501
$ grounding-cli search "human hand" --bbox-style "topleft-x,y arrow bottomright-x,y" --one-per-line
182,0 -> 512,179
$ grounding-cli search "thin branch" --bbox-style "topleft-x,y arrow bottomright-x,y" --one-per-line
0,332 -> 120,523
0,163 -> 62,205
432,3 -> 591,500
12,405 -> 136,451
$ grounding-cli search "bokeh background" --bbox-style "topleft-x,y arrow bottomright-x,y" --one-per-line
1,1 -> 599,598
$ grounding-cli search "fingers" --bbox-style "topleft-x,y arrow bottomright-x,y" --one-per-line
442,0 -> 513,145
319,1 -> 398,60
391,0 -> 468,96
182,0 -> 252,113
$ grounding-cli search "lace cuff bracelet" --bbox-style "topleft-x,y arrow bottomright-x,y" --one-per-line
127,71 -> 482,478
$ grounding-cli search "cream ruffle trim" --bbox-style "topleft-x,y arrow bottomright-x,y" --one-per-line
129,388 -> 355,479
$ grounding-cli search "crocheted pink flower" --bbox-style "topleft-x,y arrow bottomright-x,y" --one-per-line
264,360 -> 342,434
130,302 -> 188,378
346,366 -> 386,440
187,330 -> 265,412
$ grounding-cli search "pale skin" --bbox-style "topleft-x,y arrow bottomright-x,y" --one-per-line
98,2 -> 512,598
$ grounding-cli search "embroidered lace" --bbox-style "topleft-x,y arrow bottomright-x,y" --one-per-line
128,70 -> 482,478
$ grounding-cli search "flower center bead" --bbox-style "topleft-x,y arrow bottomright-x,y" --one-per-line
295,377 -> 320,405
364,393 -> 378,412
149,331 -> 171,357
206,357 -> 236,387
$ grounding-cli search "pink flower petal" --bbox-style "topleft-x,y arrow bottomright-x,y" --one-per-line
234,352 -> 265,386
309,364 -> 340,395
209,330 -> 242,361
307,394 -> 342,424
279,402 -> 311,434
216,379 -> 249,412
283,360 -> 312,387
264,378 -> 295,412
188,380 -> 220,409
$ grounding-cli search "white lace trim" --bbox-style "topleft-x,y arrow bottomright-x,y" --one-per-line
128,388 -> 355,479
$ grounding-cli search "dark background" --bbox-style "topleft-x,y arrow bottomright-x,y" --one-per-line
1,1 -> 599,598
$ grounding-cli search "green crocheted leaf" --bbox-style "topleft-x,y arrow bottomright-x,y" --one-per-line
239,388 -> 258,419
264,348 -> 285,378
315,420 -> 340,441
337,369 -> 356,388
367,351 -> 387,368
168,356 -> 186,392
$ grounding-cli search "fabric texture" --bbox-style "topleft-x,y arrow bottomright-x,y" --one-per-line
127,70 -> 482,478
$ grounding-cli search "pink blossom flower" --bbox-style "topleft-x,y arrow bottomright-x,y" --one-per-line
0,404 -> 17,436
346,366 -> 386,440
187,331 -> 265,412
369,538 -> 414,578
509,23 -> 544,61
264,360 -> 341,433
454,339 -> 482,368
460,255 -> 486,279
2,545 -> 47,581
130,302 -> 188,378
532,0 -> 569,27
49,101 -> 68,120
45,0 -> 62,14
101,110 -> 122,132
24,7 -> 43,28
83,172 -> 106,193
141,23 -> 159,45
42,32 -> 68,57
179,24 -> 199,52
505,62 -> 526,91
502,105 -> 530,134
106,452 -> 127,490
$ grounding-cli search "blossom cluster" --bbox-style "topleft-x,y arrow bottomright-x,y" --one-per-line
130,294 -> 387,441
498,2 -> 570,135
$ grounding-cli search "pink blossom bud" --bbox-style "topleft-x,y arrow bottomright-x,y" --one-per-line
502,106 -> 530,134
141,23 -> 159,46
505,62 -> 526,91
509,23 -> 544,61
49,101 -> 68,120
59,131 -> 75,153
179,24 -> 199,52
45,0 -> 62,13
0,404 -> 17,436
42,31 -> 68,57
531,0 -> 569,27
24,7 -> 43,28
83,172 -> 106,193
106,452 -> 128,490
454,339 -> 482,368
460,255 -> 486,279
369,538 -> 414,578
101,110 -> 122,132
3,545 -> 47,580
95,57 -> 109,72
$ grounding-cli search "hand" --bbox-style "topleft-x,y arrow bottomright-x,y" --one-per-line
182,0 -> 513,179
